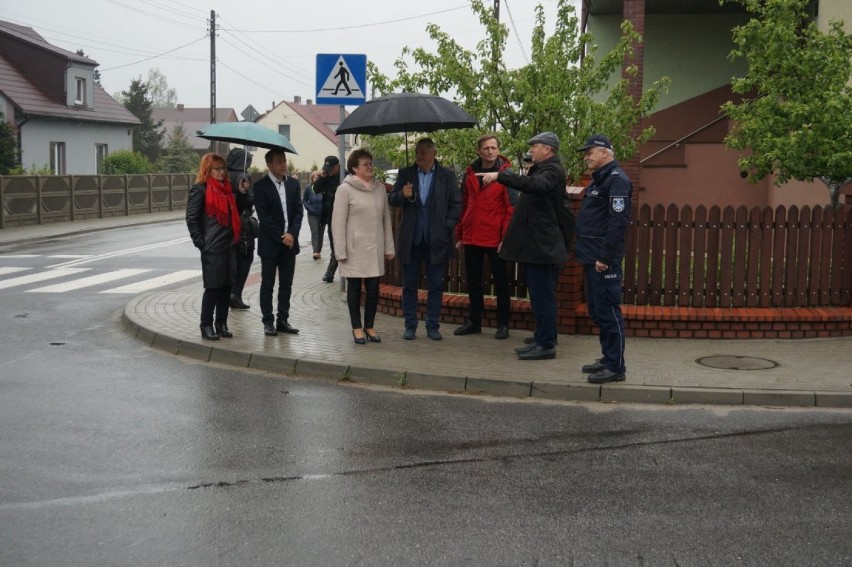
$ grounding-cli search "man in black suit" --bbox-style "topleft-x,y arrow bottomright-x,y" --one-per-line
253,148 -> 303,336
388,137 -> 461,341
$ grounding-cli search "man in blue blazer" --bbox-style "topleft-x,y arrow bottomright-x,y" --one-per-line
389,137 -> 461,341
253,148 -> 303,336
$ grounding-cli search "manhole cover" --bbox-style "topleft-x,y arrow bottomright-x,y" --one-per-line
697,355 -> 778,370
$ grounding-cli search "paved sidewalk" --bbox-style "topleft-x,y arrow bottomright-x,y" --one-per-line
122,249 -> 852,409
3,215 -> 850,407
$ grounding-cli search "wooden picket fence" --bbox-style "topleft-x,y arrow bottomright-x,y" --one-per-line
624,204 -> 852,308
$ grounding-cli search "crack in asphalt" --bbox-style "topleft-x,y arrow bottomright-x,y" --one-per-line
0,423 -> 834,509
185,424 -> 805,490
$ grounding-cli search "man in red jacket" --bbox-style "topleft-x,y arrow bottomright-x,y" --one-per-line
454,134 -> 515,339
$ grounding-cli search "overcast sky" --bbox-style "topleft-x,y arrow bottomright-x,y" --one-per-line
4,0 -> 577,118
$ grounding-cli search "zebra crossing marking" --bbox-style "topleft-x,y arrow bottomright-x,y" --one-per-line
0,267 -> 30,276
100,270 -> 201,294
0,268 -> 90,290
26,269 -> 152,293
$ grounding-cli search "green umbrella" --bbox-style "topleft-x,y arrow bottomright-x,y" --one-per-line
196,122 -> 297,154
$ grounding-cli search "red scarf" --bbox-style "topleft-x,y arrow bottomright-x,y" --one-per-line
204,177 -> 241,243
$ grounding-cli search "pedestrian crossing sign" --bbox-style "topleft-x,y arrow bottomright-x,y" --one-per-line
315,54 -> 367,105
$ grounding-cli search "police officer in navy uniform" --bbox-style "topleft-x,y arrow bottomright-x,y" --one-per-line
574,135 -> 632,383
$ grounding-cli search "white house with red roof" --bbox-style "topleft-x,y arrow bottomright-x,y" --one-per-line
250,96 -> 351,173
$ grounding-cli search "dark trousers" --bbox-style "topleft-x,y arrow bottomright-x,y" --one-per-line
585,263 -> 626,373
463,244 -> 510,326
232,247 -> 254,298
201,286 -> 231,326
402,240 -> 445,330
346,277 -> 380,329
524,262 -> 560,349
259,251 -> 296,324
307,215 -> 325,254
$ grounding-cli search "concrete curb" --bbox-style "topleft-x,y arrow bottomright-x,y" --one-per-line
120,307 -> 851,409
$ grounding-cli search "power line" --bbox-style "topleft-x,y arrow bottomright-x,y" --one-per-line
224,5 -> 468,34
100,36 -> 207,71
217,16 -> 313,82
504,0 -> 530,65
217,34 -> 313,89
105,0 -> 199,31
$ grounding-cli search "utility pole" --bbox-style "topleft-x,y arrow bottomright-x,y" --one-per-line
491,0 -> 500,132
209,10 -> 216,151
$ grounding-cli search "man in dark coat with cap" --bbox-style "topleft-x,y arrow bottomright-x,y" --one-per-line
477,131 -> 568,360
574,134 -> 632,383
313,155 -> 341,282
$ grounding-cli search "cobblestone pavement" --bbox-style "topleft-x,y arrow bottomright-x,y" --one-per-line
3,212 -> 849,408
124,241 -> 852,409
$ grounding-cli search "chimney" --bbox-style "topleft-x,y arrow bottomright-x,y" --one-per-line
307,99 -> 313,105
294,95 -> 301,104
177,103 -> 184,111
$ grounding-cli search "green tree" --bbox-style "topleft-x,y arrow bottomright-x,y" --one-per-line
0,109 -> 19,175
103,149 -> 152,174
156,124 -> 199,173
120,77 -> 165,163
147,67 -> 178,108
722,0 -> 852,208
366,0 -> 668,180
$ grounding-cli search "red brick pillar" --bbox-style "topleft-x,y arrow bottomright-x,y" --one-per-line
621,0 -> 645,196
556,187 -> 587,334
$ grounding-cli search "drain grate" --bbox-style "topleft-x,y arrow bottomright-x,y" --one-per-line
697,355 -> 778,371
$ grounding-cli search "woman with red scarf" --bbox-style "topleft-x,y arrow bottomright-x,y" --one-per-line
186,153 -> 241,340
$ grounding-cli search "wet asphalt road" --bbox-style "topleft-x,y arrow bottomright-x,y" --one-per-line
1,225 -> 851,566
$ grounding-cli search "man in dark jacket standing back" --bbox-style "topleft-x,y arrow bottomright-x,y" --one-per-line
225,148 -> 255,310
574,135 -> 632,384
454,134 -> 514,340
477,132 -> 568,360
389,137 -> 461,341
313,156 -> 341,283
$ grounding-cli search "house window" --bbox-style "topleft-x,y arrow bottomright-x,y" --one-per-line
96,144 -> 108,173
278,124 -> 291,141
50,142 -> 66,174
75,78 -> 86,105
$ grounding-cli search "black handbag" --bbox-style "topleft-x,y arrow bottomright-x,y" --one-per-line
248,215 -> 260,238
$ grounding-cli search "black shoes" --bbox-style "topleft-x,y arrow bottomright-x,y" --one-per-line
454,320 -> 481,336
200,324 -> 219,340
515,343 -> 535,354
582,359 -> 606,374
353,330 -> 366,345
322,274 -> 334,283
276,320 -> 299,334
263,322 -> 277,336
494,325 -> 509,340
229,295 -> 250,310
364,329 -> 382,343
517,344 -> 556,360
402,327 -> 416,340
525,335 -> 557,345
215,322 -> 233,338
588,369 -> 626,383
426,328 -> 442,341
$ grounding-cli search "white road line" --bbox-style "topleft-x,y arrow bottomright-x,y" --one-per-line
47,237 -> 191,268
0,267 -> 30,276
26,269 -> 152,293
0,268 -> 90,290
100,270 -> 201,294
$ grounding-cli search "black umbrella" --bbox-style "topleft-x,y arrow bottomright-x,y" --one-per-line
335,92 -> 477,160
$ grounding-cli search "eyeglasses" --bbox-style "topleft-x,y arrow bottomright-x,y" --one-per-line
358,162 -> 373,168
211,166 -> 226,171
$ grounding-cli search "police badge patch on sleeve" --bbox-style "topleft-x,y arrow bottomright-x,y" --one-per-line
611,197 -> 625,213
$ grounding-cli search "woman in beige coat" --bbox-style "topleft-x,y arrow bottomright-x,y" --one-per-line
332,149 -> 395,344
